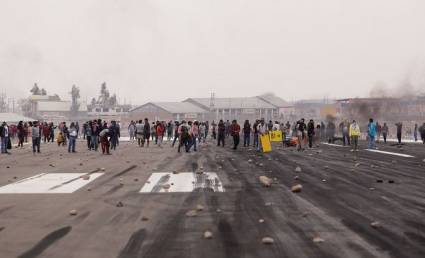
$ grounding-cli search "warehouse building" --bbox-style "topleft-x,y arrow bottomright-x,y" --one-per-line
128,102 -> 208,122
184,97 -> 278,121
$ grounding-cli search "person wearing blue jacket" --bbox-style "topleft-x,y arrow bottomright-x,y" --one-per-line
367,118 -> 377,149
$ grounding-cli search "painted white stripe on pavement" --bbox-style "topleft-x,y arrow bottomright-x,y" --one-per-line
140,172 -> 224,193
365,149 -> 414,158
321,142 -> 348,147
0,173 -> 104,193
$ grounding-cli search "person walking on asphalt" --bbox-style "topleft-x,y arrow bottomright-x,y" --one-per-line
382,123 -> 389,144
217,120 -> 226,147
342,120 -> 350,146
128,121 -> 136,141
32,121 -> 41,154
99,126 -> 110,155
68,122 -> 77,153
368,118 -> 377,149
230,120 -> 241,150
307,119 -> 315,148
178,120 -> 190,152
326,121 -> 336,143
349,120 -> 361,151
172,121 -> 180,147
395,122 -> 403,144
243,120 -> 251,147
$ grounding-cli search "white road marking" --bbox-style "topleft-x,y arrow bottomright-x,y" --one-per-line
140,172 -> 224,193
0,173 -> 104,194
365,149 -> 414,158
321,142 -> 348,147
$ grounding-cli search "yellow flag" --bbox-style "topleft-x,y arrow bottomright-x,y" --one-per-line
269,130 -> 283,142
260,134 -> 272,153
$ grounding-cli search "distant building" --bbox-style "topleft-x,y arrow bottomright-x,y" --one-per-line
87,103 -> 131,121
37,100 -> 87,123
128,102 -> 208,122
257,95 -> 294,120
184,97 -> 278,121
0,113 -> 35,124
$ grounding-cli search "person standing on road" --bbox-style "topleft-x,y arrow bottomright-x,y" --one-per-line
342,120 -> 350,146
257,119 -> 268,151
91,120 -> 99,151
382,123 -> 389,144
68,122 -> 77,153
367,118 -> 377,149
143,118 -> 151,147
307,119 -> 315,148
296,118 -> 306,151
0,122 -> 10,154
156,121 -> 165,147
253,120 -> 259,149
414,124 -> 418,142
395,122 -> 403,144
135,120 -> 144,147
166,121 -> 173,141
32,121 -> 41,154
326,121 -> 336,143
211,121 -> 217,140
17,121 -> 25,148
230,120 -> 241,150
419,123 -> 425,144
243,120 -> 251,147
217,120 -> 226,147
349,120 -> 361,151
128,121 -> 136,141
85,121 -> 92,150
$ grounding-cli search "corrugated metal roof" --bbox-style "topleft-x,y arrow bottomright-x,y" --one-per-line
131,102 -> 208,114
0,113 -> 36,123
187,97 -> 276,109
257,95 -> 290,107
37,101 -> 87,112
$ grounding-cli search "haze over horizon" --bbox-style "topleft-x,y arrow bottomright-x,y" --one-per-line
1,0 -> 425,105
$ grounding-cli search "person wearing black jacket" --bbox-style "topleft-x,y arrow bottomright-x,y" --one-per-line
307,119 -> 315,148
243,120 -> 251,147
217,120 -> 226,147
296,118 -> 306,151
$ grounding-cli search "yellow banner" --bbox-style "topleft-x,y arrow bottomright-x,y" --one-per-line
269,130 -> 283,142
260,134 -> 272,153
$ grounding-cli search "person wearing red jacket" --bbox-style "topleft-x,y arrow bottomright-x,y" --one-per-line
230,120 -> 241,150
156,121 -> 165,147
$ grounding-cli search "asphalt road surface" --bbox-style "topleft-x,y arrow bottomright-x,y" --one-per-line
0,138 -> 424,258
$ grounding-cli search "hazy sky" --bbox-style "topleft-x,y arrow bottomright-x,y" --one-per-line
1,0 -> 425,104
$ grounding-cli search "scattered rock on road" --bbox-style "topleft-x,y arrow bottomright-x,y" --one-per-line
69,210 -> 78,216
116,201 -> 124,207
313,237 -> 325,243
371,221 -> 381,229
262,237 -> 274,245
258,219 -> 265,223
291,184 -> 303,193
204,231 -> 213,239
196,204 -> 204,211
259,176 -> 273,187
141,216 -> 149,221
162,184 -> 171,190
186,210 -> 198,217
295,166 -> 302,172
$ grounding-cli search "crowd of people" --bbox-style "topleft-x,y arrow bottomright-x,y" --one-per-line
1,118 -> 424,155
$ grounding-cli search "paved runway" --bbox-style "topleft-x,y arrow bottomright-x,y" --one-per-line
0,138 -> 424,258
